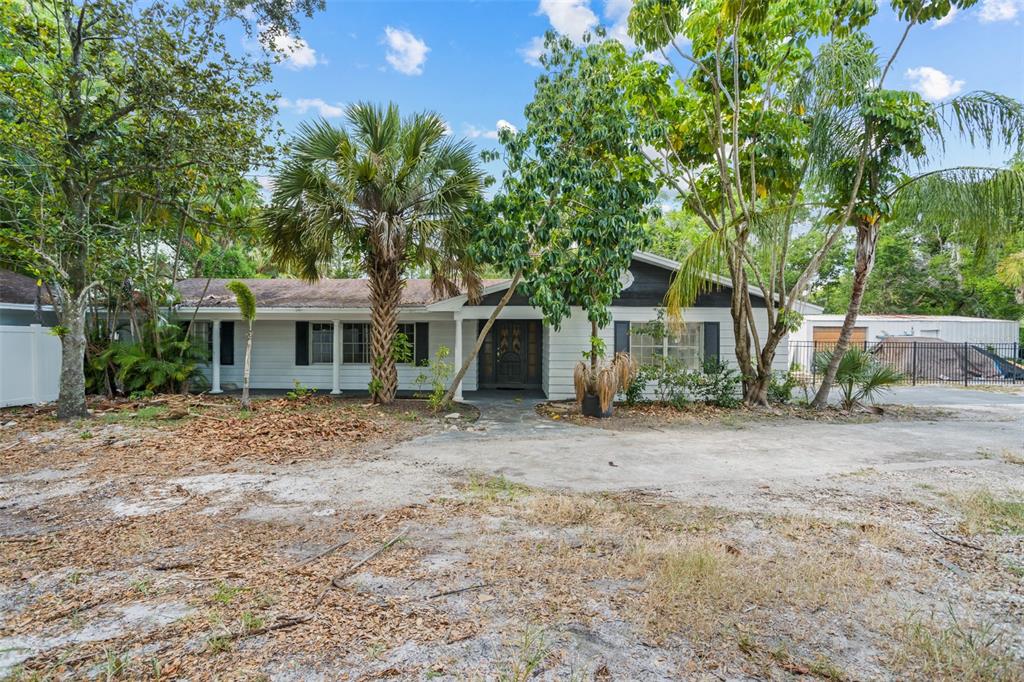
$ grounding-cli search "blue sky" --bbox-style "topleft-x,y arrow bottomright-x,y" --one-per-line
250,0 -> 1024,187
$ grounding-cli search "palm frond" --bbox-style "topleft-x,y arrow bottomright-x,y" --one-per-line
665,222 -> 731,321
936,91 -> 1024,153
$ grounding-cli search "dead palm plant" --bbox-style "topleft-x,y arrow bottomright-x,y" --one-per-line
574,352 -> 637,414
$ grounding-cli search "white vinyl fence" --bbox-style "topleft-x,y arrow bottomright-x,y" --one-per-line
0,324 -> 61,407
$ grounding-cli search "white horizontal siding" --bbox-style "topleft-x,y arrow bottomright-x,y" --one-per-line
794,315 -> 1018,346
545,307 -> 791,401
194,317 -> 455,393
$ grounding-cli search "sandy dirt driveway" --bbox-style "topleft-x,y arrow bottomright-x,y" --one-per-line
0,387 -> 1021,680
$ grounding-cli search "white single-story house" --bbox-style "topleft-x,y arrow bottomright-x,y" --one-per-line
174,252 -> 822,400
791,314 -> 1019,347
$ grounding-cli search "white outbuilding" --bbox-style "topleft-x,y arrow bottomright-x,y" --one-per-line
792,314 -> 1020,346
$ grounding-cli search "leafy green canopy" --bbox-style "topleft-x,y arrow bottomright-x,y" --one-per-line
475,33 -> 660,333
263,102 -> 486,297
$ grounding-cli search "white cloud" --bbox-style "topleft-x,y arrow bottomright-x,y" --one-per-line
538,0 -> 599,41
905,66 -> 965,101
604,0 -> 635,48
383,27 -> 429,75
280,97 -> 344,118
270,33 -> 321,70
519,36 -> 547,66
465,120 -> 518,140
933,5 -> 958,27
979,0 -> 1020,22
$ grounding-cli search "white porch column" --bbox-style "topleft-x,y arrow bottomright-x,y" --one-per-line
211,320 -> 222,394
453,312 -> 464,401
331,319 -> 342,395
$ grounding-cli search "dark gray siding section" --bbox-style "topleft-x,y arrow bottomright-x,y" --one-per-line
475,259 -> 765,309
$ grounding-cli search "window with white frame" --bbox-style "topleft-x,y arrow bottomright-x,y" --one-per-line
630,322 -> 704,369
342,323 -> 370,364
311,322 -> 334,364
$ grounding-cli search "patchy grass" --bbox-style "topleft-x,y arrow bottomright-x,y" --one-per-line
888,612 -> 1023,682
99,405 -> 171,425
465,475 -> 532,502
950,489 -> 1024,535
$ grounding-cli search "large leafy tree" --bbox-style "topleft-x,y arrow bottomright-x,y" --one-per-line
0,0 -> 277,418
443,33 -> 660,403
627,0 -> 879,405
264,103 -> 486,404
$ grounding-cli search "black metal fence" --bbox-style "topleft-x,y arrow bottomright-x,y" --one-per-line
788,339 -> 1024,386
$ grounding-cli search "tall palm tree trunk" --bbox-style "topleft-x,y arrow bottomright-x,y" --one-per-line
368,258 -> 403,403
240,320 -> 253,410
811,220 -> 879,408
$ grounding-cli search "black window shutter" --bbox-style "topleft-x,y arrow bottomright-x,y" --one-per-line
703,322 -> 720,363
614,321 -> 631,354
295,321 -> 309,366
415,322 -> 429,365
220,321 -> 235,366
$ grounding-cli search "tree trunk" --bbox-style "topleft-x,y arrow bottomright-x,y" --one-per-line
368,259 -> 403,404
56,293 -> 89,420
811,221 -> 879,408
240,320 -> 253,409
726,254 -> 756,394
442,270 -> 523,405
745,329 -> 785,406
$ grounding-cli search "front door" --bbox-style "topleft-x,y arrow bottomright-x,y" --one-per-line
478,320 -> 541,389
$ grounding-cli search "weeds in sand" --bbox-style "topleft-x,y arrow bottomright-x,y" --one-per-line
239,611 -> 264,633
497,627 -> 551,682
889,609 -> 1022,681
100,648 -> 130,679
212,582 -> 242,605
206,636 -> 232,654
130,577 -> 153,596
950,489 -> 1024,535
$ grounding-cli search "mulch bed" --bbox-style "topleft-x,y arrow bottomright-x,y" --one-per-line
537,399 -> 953,430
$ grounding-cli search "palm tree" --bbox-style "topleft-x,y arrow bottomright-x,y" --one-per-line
226,281 -> 256,410
263,103 -> 485,404
809,86 -> 1024,407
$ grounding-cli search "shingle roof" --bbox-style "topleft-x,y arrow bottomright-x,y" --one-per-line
174,277 -> 507,309
0,269 -> 51,306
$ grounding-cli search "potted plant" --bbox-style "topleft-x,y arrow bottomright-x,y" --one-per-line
574,343 -> 637,418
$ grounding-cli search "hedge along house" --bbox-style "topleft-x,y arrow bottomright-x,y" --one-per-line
173,252 -> 823,400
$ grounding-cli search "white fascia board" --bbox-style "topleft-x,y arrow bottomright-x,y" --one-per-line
176,306 -> 437,318
0,303 -> 55,311
425,280 -> 514,312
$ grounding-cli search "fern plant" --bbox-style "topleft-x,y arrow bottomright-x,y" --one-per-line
97,322 -> 208,395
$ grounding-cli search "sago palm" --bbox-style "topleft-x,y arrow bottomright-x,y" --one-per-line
263,103 -> 485,403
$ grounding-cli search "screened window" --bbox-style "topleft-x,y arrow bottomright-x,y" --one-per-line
397,323 -> 416,364
311,323 -> 333,364
630,322 -> 704,370
342,323 -> 370,364
188,321 -> 212,356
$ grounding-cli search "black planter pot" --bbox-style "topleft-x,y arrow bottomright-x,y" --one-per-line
581,393 -> 614,418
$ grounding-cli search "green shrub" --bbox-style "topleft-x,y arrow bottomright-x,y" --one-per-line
95,322 -> 208,395
286,380 -> 316,400
692,358 -> 742,407
767,369 -> 799,404
413,345 -> 454,411
812,347 -> 902,411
